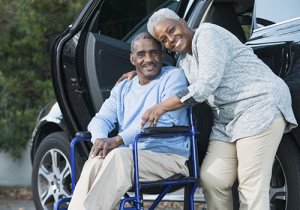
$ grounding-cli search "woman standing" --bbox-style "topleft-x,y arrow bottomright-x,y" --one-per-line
119,8 -> 297,210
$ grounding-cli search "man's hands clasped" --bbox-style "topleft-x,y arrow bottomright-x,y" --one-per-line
89,135 -> 124,159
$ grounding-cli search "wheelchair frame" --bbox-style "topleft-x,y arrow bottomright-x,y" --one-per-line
55,107 -> 199,210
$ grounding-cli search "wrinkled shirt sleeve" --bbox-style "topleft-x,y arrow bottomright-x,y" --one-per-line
118,127 -> 141,146
87,87 -> 118,143
162,68 -> 188,100
176,29 -> 229,107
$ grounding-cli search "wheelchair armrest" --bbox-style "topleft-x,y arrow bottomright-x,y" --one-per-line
75,131 -> 91,138
140,126 -> 190,135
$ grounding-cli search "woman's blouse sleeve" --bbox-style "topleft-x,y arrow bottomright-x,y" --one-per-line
176,27 -> 230,107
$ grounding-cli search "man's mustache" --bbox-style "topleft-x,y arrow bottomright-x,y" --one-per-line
142,62 -> 156,67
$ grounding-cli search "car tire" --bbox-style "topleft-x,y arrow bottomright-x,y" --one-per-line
32,132 -> 74,210
270,135 -> 300,210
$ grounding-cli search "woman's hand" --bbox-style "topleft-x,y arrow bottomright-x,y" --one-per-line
140,95 -> 185,128
115,70 -> 137,86
141,103 -> 167,128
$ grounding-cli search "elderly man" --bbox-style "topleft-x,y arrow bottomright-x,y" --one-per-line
68,32 -> 190,210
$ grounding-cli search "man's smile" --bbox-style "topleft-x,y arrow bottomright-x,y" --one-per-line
142,63 -> 156,69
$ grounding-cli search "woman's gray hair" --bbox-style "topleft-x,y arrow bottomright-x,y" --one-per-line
147,8 -> 180,38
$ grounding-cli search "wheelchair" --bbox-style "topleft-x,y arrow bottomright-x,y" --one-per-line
55,107 -> 199,210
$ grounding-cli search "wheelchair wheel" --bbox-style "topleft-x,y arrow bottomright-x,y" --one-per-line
32,132 -> 73,210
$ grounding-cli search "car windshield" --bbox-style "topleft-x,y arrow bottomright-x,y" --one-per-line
255,0 -> 300,29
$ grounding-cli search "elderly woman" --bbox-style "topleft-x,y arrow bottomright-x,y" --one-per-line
118,8 -> 297,210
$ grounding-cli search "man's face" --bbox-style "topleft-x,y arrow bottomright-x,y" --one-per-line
130,38 -> 164,85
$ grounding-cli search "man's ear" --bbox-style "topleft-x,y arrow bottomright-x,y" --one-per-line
130,53 -> 135,65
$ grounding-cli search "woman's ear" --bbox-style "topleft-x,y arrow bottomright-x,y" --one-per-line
180,18 -> 187,25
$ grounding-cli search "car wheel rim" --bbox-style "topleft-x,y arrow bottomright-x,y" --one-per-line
270,155 -> 287,210
38,148 -> 72,209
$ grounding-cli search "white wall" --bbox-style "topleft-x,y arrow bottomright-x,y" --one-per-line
0,143 -> 32,186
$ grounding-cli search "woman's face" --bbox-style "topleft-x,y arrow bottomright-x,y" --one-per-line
153,18 -> 193,53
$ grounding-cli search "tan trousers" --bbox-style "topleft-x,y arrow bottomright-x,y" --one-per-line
68,147 -> 189,210
200,116 -> 286,210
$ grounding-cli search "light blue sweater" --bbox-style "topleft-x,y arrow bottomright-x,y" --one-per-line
88,66 -> 190,159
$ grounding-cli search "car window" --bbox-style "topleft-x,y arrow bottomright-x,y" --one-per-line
97,0 -> 174,40
124,1 -> 180,43
254,0 -> 300,30
240,12 -> 253,41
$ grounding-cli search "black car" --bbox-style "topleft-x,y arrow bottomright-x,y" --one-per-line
30,0 -> 300,209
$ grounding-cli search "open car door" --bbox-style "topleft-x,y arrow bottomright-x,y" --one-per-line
52,0 -> 181,134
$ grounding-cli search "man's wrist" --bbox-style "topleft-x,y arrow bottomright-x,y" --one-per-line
114,135 -> 124,146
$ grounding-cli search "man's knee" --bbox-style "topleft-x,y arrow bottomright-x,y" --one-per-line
83,156 -> 103,170
83,148 -> 132,171
105,148 -> 133,163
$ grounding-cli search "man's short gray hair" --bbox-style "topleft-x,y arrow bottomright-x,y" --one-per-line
147,8 -> 180,38
131,32 -> 161,52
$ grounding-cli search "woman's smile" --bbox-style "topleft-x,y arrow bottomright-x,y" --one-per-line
170,37 -> 183,51
174,38 -> 182,48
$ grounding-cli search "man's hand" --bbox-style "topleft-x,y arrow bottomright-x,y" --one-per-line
115,71 -> 137,86
89,135 -> 124,159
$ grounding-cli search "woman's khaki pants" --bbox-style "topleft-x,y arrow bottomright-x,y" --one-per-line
68,148 -> 189,210
200,116 -> 286,210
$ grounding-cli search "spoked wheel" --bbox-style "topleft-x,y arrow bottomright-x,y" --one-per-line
270,135 -> 300,210
38,148 -> 71,208
270,156 -> 287,210
32,132 -> 72,210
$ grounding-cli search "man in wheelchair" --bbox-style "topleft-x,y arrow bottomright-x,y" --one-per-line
68,32 -> 191,210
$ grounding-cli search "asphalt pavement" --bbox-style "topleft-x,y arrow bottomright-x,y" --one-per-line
0,200 -> 207,210
0,200 -> 35,210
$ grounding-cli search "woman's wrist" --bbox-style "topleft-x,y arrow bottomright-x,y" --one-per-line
161,95 -> 184,111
